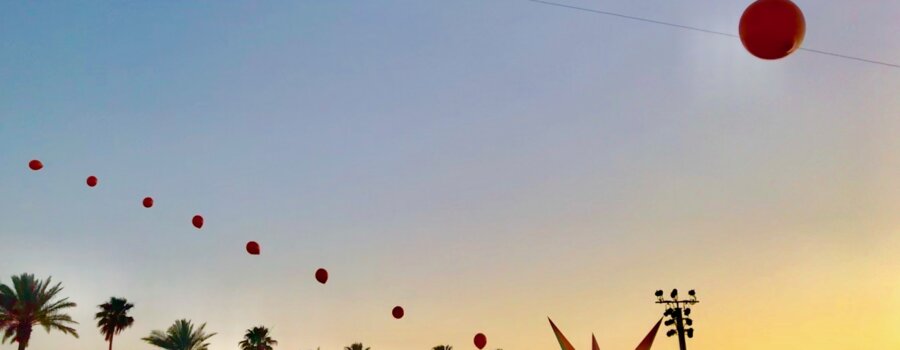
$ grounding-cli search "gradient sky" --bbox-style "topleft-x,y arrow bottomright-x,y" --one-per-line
2,1 -> 899,349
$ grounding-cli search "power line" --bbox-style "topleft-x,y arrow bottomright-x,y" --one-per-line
524,0 -> 900,69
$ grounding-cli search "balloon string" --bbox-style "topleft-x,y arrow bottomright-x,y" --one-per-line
796,47 -> 900,68
525,0 -> 738,38
523,0 -> 900,69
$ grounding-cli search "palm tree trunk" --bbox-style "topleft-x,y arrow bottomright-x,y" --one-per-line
109,335 -> 114,350
16,324 -> 31,350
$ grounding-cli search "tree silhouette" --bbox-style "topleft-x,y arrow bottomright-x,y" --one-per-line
95,297 -> 135,350
433,345 -> 453,350
344,343 -> 371,350
239,326 -> 278,350
143,319 -> 216,350
0,273 -> 79,350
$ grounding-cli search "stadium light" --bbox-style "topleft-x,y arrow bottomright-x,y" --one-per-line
654,288 -> 699,350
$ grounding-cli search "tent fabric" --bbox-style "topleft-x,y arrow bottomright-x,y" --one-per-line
634,318 -> 662,350
548,317 -> 662,350
548,318 -> 576,350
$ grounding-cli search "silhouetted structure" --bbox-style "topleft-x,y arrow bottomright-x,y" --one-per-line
654,289 -> 698,350
548,317 -> 661,350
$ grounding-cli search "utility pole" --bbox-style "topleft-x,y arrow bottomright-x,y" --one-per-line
654,289 -> 698,350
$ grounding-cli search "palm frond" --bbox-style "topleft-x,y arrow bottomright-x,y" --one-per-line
0,274 -> 80,347
145,319 -> 216,350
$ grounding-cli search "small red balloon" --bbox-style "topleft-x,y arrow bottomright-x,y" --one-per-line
315,268 -> 328,284
192,215 -> 204,229
246,241 -> 260,255
28,160 -> 43,171
392,306 -> 405,319
86,176 -> 98,187
474,333 -> 487,349
739,0 -> 806,60
142,197 -> 154,208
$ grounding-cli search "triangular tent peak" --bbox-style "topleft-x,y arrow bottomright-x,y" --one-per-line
634,319 -> 662,350
548,317 -> 662,350
549,318 -> 576,350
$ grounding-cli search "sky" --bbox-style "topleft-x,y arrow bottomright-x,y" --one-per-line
1,0 -> 899,349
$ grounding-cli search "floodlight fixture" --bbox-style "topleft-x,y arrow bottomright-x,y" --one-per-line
654,288 -> 699,350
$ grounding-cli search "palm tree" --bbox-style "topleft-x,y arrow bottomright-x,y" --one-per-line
239,326 -> 278,350
0,273 -> 79,350
95,297 -> 135,350
344,343 -> 370,350
143,319 -> 216,350
433,346 -> 453,350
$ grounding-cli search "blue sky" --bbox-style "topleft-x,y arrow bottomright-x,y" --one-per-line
2,1 -> 899,349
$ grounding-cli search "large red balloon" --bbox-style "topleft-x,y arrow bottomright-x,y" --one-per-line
739,0 -> 806,60
474,333 -> 487,349
192,215 -> 204,229
246,241 -> 260,255
28,160 -> 43,171
142,197 -> 154,208
86,176 -> 98,187
392,306 -> 405,319
315,268 -> 329,284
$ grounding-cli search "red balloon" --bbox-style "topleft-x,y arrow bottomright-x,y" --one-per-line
192,215 -> 204,229
246,241 -> 260,255
315,268 -> 328,284
86,176 -> 98,187
142,197 -> 154,208
474,333 -> 487,349
28,160 -> 43,171
739,0 -> 806,60
392,306 -> 405,319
